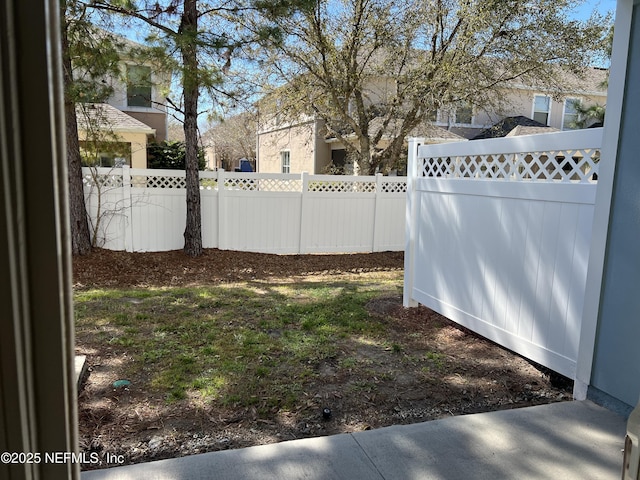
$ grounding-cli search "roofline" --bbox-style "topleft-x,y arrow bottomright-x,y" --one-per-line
506,83 -> 608,98
114,126 -> 156,134
258,118 -> 316,135
78,126 -> 155,135
325,133 -> 468,144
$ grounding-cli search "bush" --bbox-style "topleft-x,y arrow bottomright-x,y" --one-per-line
147,140 -> 206,170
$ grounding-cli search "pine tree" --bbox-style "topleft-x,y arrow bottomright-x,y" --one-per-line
88,0 -> 313,256
62,0 -> 122,255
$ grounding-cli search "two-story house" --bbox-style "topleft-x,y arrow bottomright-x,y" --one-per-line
257,67 -> 608,175
75,35 -> 171,168
104,58 -> 170,142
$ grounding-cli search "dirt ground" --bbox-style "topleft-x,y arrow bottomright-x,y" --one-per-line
74,248 -> 572,470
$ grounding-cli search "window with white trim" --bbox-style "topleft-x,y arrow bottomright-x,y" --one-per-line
281,151 -> 290,173
563,98 -> 581,130
127,65 -> 152,108
533,95 -> 551,125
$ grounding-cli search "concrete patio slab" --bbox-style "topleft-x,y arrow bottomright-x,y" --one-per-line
83,432 -> 383,480
82,400 -> 627,480
352,400 -> 625,480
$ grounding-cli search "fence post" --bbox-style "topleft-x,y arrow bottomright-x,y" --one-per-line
298,172 -> 309,254
403,138 -> 422,307
122,165 -> 134,252
217,168 -> 225,250
372,173 -> 383,252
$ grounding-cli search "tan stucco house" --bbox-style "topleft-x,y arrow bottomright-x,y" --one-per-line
257,67 -> 608,174
76,103 -> 155,168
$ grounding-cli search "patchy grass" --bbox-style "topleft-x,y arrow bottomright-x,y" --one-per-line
75,277 -> 401,408
75,250 -> 572,470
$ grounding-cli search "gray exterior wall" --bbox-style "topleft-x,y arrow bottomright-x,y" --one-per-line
590,2 -> 640,410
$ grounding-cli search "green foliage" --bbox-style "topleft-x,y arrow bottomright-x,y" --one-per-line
88,0 -> 314,111
147,140 -> 206,170
570,103 -> 606,129
64,1 -> 124,103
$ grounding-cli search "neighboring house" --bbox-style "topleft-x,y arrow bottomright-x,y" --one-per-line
103,59 -> 170,142
257,115 -> 466,175
447,67 -> 608,138
75,35 -> 171,168
76,103 -> 155,168
257,117 -> 332,174
257,67 -> 608,174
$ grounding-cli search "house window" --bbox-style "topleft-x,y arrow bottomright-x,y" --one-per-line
80,141 -> 132,167
127,65 -> 152,108
281,151 -> 290,173
563,98 -> 581,130
455,103 -> 473,124
533,95 -> 551,125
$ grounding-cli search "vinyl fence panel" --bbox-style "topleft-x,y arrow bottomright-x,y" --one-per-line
130,188 -> 186,252
82,168 -> 406,254
404,129 -> 602,379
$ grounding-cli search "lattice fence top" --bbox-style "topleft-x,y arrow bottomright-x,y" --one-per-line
143,174 -> 187,189
382,180 -> 407,193
307,180 -> 377,193
223,177 -> 302,192
258,178 -> 302,192
420,148 -> 600,183
83,171 -> 123,188
81,168 -> 408,193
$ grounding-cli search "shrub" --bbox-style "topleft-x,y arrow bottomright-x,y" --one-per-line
147,140 -> 206,170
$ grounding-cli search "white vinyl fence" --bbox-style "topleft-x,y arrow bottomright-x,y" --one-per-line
83,168 -> 406,254
404,129 -> 602,379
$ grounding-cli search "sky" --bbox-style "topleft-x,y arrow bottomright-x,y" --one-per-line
110,0 -> 619,126
572,0 -> 618,20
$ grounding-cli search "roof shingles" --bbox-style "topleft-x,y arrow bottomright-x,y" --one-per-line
76,103 -> 155,133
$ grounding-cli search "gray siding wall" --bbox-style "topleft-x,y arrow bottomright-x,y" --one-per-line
590,2 -> 640,409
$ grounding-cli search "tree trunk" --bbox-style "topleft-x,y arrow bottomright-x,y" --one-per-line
357,138 -> 372,175
61,6 -> 92,255
182,0 -> 203,257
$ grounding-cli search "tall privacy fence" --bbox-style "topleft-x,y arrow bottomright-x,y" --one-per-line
404,128 -> 602,379
83,168 -> 407,254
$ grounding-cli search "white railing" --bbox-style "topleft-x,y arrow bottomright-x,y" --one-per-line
82,168 -> 407,254
404,129 -> 603,380
417,128 -> 600,183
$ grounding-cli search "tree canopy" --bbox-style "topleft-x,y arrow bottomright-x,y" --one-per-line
259,0 -> 612,174
202,112 -> 257,170
63,0 -> 127,255
86,0 -> 313,255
